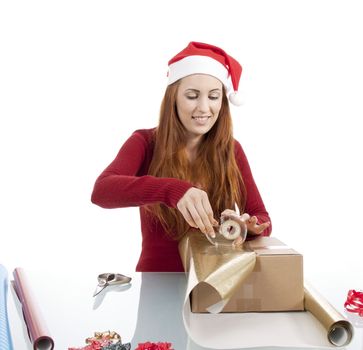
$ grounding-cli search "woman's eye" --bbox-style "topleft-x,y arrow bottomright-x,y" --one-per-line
186,95 -> 198,100
209,95 -> 220,100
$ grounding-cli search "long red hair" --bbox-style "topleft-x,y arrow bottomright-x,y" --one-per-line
147,81 -> 246,239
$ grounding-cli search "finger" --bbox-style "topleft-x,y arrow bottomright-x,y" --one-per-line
177,204 -> 198,228
241,213 -> 250,221
221,209 -> 236,217
196,201 -> 216,237
187,204 -> 207,235
248,216 -> 258,225
233,236 -> 243,247
258,221 -> 270,231
251,221 -> 270,235
201,194 -> 218,226
189,190 -> 215,235
184,208 -> 199,229
254,225 -> 265,234
193,201 -> 216,237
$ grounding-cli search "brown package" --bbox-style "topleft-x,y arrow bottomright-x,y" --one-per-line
191,237 -> 304,313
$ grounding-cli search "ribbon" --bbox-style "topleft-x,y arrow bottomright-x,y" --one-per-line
86,330 -> 122,344
68,331 -> 130,350
344,289 -> 363,317
135,342 -> 173,350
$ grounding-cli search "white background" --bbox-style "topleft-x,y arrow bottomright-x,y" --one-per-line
1,0 -> 363,287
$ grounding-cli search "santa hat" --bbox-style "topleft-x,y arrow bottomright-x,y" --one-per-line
167,41 -> 244,106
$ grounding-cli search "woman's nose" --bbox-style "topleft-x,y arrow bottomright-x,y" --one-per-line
196,96 -> 210,113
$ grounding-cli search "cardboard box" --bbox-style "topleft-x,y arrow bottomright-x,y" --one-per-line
191,237 -> 304,313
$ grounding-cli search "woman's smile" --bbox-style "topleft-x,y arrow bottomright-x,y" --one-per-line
192,115 -> 212,125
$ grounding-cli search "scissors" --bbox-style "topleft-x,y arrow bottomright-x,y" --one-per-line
93,273 -> 132,297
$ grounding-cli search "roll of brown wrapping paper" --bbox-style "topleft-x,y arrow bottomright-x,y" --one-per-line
13,268 -> 54,350
304,281 -> 354,347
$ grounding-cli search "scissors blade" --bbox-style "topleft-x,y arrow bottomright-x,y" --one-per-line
93,283 -> 108,297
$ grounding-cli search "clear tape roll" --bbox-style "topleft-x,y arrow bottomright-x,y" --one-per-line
219,219 -> 242,240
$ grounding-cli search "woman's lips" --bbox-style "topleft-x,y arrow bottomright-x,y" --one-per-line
192,116 -> 211,125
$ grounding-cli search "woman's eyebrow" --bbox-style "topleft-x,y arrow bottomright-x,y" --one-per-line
185,88 -> 222,93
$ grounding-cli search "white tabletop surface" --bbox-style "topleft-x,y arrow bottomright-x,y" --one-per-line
6,269 -> 363,350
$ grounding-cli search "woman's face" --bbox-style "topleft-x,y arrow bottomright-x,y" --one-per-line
176,74 -> 223,142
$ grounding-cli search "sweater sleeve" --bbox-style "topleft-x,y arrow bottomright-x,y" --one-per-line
91,130 -> 193,209
234,140 -> 272,236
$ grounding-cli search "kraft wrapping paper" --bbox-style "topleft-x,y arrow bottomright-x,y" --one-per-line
0,264 -> 14,350
179,231 -> 354,348
304,281 -> 354,347
178,230 -> 256,314
13,268 -> 54,350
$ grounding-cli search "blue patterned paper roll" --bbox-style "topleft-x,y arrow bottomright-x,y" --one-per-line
0,264 -> 14,350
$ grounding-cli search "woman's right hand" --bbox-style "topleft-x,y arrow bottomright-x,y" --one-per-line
177,187 -> 218,237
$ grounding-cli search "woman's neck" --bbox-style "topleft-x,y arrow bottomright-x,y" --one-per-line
186,136 -> 202,162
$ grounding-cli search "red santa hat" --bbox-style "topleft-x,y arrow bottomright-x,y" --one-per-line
167,41 -> 244,106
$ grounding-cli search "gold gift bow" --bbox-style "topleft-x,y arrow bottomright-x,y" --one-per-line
179,230 -> 354,346
86,330 -> 121,344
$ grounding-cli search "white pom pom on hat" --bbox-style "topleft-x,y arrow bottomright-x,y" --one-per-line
228,91 -> 245,106
167,41 -> 244,106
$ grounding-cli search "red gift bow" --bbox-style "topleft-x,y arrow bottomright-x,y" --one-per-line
135,342 -> 173,350
344,289 -> 363,317
68,339 -> 111,350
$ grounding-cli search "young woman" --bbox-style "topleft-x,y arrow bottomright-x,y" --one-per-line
91,42 -> 271,272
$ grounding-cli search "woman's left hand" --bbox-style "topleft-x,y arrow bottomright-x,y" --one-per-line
220,209 -> 270,236
240,213 -> 270,235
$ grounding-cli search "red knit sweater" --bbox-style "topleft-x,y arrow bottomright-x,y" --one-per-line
91,128 -> 272,272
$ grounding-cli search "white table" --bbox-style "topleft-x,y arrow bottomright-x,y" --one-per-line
6,269 -> 363,350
